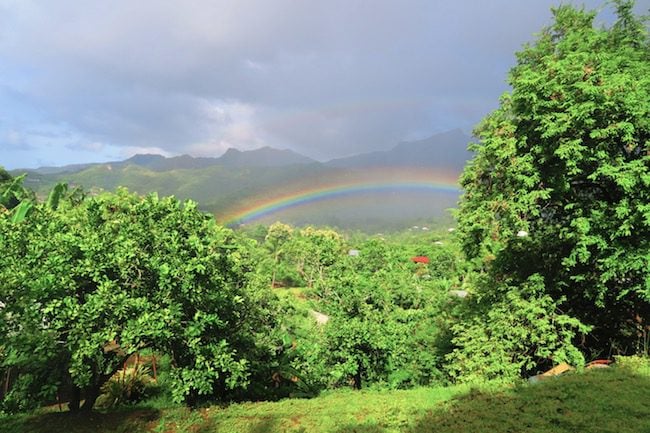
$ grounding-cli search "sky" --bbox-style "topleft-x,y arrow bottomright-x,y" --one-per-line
1,0 -> 648,169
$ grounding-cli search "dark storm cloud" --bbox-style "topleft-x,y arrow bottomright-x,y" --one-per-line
1,0 -> 646,168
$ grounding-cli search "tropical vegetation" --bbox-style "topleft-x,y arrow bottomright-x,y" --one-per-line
0,1 -> 648,431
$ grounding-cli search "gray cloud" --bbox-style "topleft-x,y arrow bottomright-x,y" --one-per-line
1,0 -> 647,168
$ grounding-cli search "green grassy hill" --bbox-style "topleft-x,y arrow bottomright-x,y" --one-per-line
4,359 -> 649,433
19,161 -> 459,230
22,162 -> 331,215
11,130 -> 471,229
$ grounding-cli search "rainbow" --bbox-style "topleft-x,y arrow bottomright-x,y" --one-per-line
219,168 -> 461,225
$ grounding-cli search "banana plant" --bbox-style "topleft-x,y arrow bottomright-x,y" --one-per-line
1,177 -> 70,223
10,201 -> 33,223
46,183 -> 68,211
0,174 -> 28,210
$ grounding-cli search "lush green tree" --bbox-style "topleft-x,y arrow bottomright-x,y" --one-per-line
0,188 -> 278,412
318,254 -> 395,389
264,222 -> 295,288
446,276 -> 588,383
456,0 -> 650,372
242,223 -> 269,244
284,227 -> 346,288
302,227 -> 346,288
317,239 -> 453,389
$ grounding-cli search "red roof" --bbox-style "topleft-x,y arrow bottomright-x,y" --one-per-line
411,256 -> 430,264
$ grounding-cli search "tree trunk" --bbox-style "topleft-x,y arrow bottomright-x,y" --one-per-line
271,252 -> 279,288
271,268 -> 277,289
68,386 -> 81,412
185,389 -> 200,409
77,356 -> 129,412
353,368 -> 362,390
81,384 -> 101,411
2,368 -> 10,399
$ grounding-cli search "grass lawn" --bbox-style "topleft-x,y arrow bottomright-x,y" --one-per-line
3,360 -> 650,433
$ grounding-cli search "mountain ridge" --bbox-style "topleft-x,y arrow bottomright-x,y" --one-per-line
325,129 -> 471,171
12,129 -> 471,175
10,130 -> 472,229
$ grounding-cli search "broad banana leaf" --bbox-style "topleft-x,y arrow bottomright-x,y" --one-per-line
11,201 -> 33,223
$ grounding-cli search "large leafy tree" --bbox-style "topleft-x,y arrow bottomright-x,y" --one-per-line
288,227 -> 345,288
262,226 -> 346,289
318,239 -> 452,389
263,222 -> 295,288
0,188 -> 278,412
456,0 -> 650,366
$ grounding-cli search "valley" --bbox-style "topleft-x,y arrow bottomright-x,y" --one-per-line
14,130 -> 470,230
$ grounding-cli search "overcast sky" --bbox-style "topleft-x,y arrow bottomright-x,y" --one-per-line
1,0 -> 647,169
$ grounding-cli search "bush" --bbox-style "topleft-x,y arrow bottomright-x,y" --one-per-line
446,276 -> 589,384
96,363 -> 153,409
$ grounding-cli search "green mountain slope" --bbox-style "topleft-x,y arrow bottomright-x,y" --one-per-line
25,161 -> 326,207
326,129 -> 472,171
12,131 -> 470,229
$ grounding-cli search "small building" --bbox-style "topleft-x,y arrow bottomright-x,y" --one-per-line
411,256 -> 430,264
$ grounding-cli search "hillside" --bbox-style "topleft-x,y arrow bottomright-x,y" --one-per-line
19,146 -> 316,175
23,162 -> 330,213
11,130 -> 471,229
326,129 -> 472,171
4,361 -> 649,433
217,146 -> 316,167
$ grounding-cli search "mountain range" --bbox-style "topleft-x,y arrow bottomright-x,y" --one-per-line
12,129 -> 473,230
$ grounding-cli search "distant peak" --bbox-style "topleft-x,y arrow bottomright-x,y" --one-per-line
126,153 -> 166,162
128,153 -> 163,158
397,129 -> 467,146
445,128 -> 468,138
215,145 -> 315,167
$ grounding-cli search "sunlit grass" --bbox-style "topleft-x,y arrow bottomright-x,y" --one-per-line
3,360 -> 650,433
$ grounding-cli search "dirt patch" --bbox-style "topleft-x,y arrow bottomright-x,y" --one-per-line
290,415 -> 302,427
309,310 -> 329,325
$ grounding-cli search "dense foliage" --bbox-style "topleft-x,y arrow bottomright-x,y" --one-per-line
2,1 -> 649,419
236,224 -> 462,395
0,188 -> 278,412
0,169 -> 37,222
259,223 -> 346,289
456,0 -> 650,376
